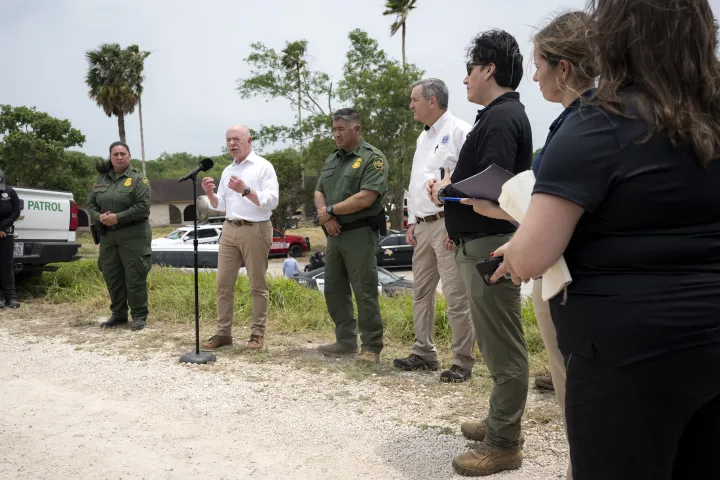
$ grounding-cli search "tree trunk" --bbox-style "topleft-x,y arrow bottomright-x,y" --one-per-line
297,65 -> 303,148
138,95 -> 147,176
117,113 -> 126,144
401,22 -> 406,68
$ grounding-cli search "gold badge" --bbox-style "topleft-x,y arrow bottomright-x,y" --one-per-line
373,158 -> 384,170
142,177 -> 149,186
124,178 -> 132,187
351,158 -> 362,169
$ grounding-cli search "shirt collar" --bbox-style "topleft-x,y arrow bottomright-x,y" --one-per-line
334,137 -> 366,157
477,92 -> 520,115
233,151 -> 257,165
109,165 -> 133,180
425,110 -> 452,134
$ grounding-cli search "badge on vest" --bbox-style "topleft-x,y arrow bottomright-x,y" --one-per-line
124,178 -> 132,187
352,158 -> 362,169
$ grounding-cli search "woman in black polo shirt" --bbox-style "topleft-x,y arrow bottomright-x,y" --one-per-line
491,1 -> 720,478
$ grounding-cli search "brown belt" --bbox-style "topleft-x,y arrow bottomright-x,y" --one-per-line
226,219 -> 255,226
416,212 -> 445,223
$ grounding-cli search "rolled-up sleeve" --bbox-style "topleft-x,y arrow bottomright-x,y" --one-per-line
257,164 -> 279,211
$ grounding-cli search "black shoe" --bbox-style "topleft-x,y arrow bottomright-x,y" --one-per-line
440,364 -> 472,383
5,298 -> 20,309
131,318 -> 146,331
393,354 -> 440,371
100,317 -> 129,328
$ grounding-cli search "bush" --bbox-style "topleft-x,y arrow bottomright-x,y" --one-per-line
26,259 -> 545,359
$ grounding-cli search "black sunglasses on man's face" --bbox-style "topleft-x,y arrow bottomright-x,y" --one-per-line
466,62 -> 488,76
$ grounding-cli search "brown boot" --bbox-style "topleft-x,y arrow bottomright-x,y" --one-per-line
355,349 -> 380,364
317,342 -> 358,357
246,334 -> 264,350
452,440 -> 522,476
461,418 -> 525,445
201,335 -> 232,351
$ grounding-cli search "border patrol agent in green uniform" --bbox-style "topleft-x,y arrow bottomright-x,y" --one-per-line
315,108 -> 389,363
87,141 -> 152,332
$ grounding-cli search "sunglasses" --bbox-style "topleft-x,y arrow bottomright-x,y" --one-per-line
466,62 -> 488,76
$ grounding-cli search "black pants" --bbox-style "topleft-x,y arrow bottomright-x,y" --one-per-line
566,345 -> 720,480
0,234 -> 16,299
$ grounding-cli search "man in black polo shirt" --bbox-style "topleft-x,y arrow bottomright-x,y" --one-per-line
431,29 -> 532,476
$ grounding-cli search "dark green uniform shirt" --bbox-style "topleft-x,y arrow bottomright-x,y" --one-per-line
316,138 -> 388,225
87,166 -> 151,225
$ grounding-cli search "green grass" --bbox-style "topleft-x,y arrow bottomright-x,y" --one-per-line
25,259 -> 547,371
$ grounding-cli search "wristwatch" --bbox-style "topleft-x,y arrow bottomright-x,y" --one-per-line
242,187 -> 251,197
437,185 -> 448,204
326,204 -> 335,216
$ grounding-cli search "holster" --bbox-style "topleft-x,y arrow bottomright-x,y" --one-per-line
90,222 -> 105,245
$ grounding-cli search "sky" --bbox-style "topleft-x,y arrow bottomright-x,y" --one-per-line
2,0 -> 720,161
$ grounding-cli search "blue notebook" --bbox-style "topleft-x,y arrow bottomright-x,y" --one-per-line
452,164 -> 515,202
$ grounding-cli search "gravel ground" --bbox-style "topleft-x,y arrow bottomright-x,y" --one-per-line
0,323 -> 567,479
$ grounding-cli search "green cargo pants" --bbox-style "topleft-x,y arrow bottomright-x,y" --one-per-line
324,226 -> 384,353
455,233 -> 528,449
98,222 -> 152,322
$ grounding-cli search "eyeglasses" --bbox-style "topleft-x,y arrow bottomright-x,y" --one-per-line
466,61 -> 491,76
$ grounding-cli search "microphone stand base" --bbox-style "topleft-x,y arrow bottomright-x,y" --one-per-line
179,352 -> 217,364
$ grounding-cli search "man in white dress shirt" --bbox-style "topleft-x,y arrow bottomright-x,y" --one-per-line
393,79 -> 476,382
200,125 -> 279,351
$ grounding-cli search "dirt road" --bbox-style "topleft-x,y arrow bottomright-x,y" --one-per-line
0,315 -> 566,480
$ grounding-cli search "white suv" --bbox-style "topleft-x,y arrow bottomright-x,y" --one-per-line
151,225 -> 222,246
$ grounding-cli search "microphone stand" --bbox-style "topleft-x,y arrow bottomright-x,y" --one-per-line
179,173 -> 216,364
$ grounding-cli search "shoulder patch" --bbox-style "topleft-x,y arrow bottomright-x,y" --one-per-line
373,158 -> 384,170
142,177 -> 149,186
124,178 -> 132,187
351,158 -> 362,169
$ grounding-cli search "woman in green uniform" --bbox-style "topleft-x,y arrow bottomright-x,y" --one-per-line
87,141 -> 152,331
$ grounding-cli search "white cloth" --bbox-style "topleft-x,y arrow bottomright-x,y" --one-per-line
498,170 -> 573,301
406,110 -> 471,224
216,151 -> 279,222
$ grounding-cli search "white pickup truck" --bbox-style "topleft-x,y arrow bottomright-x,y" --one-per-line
12,187 -> 81,276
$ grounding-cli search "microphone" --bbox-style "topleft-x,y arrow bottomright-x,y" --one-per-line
178,158 -> 214,182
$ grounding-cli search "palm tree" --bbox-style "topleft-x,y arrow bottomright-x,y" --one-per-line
281,41 -> 308,148
382,0 -> 418,68
125,46 -> 151,175
85,43 -> 138,145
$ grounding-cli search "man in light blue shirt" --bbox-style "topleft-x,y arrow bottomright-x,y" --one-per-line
282,252 -> 300,278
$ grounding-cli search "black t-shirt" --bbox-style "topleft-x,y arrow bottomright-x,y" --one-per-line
534,99 -> 720,365
0,186 -> 21,231
444,92 -> 533,239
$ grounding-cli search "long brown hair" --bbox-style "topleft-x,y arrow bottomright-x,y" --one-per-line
533,11 -> 597,93
586,0 -> 720,166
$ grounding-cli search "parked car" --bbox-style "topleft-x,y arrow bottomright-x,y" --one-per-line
151,225 -> 222,247
292,266 -> 412,296
270,228 -> 310,257
376,233 -> 413,268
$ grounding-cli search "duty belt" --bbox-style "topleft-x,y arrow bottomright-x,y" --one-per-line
104,219 -> 147,231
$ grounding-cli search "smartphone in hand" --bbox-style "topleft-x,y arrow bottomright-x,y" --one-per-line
475,257 -> 511,285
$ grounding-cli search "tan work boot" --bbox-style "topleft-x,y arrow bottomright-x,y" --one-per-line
355,350 -> 380,364
201,335 -> 232,351
452,440 -> 522,476
318,342 -> 358,357
461,418 -> 525,445
247,334 -> 264,350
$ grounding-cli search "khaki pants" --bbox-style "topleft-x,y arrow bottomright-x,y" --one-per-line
533,278 -> 572,480
411,218 -> 475,370
215,220 -> 272,338
455,234 -> 528,449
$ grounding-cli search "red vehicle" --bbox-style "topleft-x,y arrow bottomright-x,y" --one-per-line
270,228 -> 310,257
